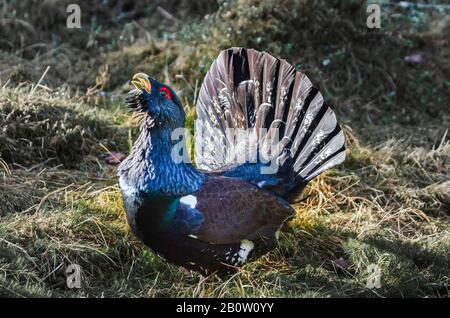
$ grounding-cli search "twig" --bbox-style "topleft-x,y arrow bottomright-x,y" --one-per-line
437,129 -> 448,150
20,183 -> 74,214
29,65 -> 50,97
157,6 -> 180,24
0,237 -> 39,268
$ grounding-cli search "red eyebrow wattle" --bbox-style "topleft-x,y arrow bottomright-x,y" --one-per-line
160,87 -> 172,100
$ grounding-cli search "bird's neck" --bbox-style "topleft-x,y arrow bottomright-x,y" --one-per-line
119,124 -> 204,196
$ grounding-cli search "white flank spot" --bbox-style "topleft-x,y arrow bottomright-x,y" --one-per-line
275,229 -> 281,240
257,181 -> 266,188
237,239 -> 254,264
180,195 -> 197,208
188,234 -> 198,239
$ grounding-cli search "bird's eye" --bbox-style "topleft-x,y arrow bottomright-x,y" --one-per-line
159,87 -> 172,100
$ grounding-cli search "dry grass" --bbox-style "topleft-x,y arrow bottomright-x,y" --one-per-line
0,0 -> 449,298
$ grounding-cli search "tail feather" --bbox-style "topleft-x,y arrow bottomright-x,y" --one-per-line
195,47 -> 346,198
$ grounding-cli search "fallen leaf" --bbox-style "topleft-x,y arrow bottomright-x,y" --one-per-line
104,152 -> 126,165
335,257 -> 349,270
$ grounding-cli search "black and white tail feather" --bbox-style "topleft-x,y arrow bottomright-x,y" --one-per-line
195,47 -> 346,199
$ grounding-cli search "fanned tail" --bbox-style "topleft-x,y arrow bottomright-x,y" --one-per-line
195,47 -> 346,198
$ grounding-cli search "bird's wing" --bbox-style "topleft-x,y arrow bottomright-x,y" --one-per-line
175,176 -> 294,244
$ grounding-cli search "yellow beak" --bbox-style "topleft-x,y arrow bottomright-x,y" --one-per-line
131,73 -> 151,93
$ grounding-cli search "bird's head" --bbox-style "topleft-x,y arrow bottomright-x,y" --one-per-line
126,73 -> 185,129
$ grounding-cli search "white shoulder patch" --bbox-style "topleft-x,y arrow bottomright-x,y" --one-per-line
237,239 -> 254,264
180,195 -> 197,208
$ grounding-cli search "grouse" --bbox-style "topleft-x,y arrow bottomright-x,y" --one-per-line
118,48 -> 346,275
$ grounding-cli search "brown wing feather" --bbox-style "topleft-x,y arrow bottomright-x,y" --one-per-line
192,177 -> 294,244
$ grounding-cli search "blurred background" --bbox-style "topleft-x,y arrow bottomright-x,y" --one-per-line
0,0 -> 448,298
